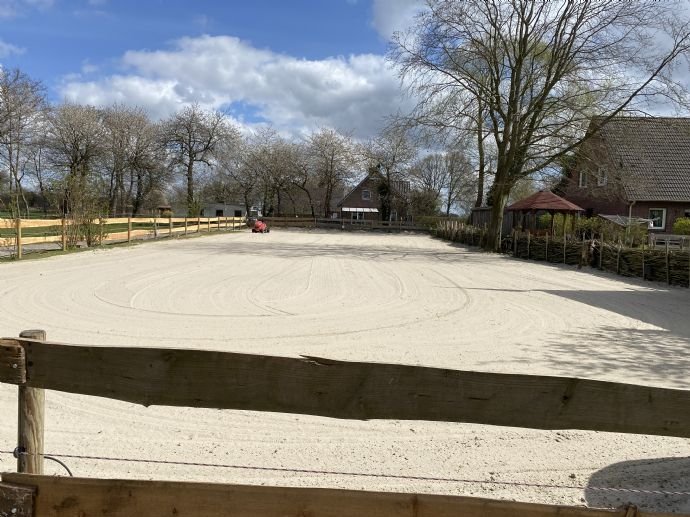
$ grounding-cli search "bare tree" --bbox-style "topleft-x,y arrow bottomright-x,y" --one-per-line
101,104 -> 167,216
45,103 -> 106,216
306,128 -> 356,217
391,0 -> 690,250
0,68 -> 47,217
362,126 -> 418,220
162,104 -> 227,216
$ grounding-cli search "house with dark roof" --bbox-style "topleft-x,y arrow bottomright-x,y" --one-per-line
562,117 -> 690,233
337,170 -> 411,222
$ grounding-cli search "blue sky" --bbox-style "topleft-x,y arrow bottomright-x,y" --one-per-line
0,0 -> 422,136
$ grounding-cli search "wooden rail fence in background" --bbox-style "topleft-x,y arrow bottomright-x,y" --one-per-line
262,216 -> 437,232
0,216 -> 246,259
0,333 -> 689,516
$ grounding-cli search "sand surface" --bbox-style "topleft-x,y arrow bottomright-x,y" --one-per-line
0,229 -> 688,512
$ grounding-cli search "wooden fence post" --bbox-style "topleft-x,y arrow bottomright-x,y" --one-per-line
127,217 -> 132,243
15,218 -> 22,260
169,216 -> 173,237
207,218 -> 211,233
197,217 -> 200,233
641,243 -> 646,280
17,329 -> 45,474
666,240 -> 671,285
184,217 -> 188,236
61,218 -> 67,251
526,231 -> 531,259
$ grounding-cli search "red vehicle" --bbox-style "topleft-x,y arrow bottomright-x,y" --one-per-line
251,219 -> 270,233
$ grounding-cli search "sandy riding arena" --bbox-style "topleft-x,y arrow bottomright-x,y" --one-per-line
0,229 -> 688,511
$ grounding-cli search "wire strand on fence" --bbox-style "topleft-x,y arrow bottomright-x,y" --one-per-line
1,449 -> 688,498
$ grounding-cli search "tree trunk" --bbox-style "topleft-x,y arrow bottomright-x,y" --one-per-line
186,160 -> 195,216
474,102 -> 486,208
485,183 -> 510,251
323,184 -> 333,218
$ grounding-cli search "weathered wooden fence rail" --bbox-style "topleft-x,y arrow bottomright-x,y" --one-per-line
0,473 -> 679,517
0,216 -> 246,259
262,216 -> 437,232
1,333 -> 689,516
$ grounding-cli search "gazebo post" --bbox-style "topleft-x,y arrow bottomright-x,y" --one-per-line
550,211 -> 555,237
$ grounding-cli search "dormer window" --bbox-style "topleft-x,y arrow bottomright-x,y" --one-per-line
578,172 -> 587,188
362,189 -> 371,201
596,167 -> 607,186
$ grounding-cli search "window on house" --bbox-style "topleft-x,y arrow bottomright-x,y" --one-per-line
361,189 -> 371,201
684,209 -> 690,218
578,172 -> 587,188
596,167 -> 607,186
649,208 -> 666,230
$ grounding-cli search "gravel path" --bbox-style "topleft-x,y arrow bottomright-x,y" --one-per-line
0,229 -> 688,512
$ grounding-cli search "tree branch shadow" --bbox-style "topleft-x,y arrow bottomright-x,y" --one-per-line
586,457 -> 690,513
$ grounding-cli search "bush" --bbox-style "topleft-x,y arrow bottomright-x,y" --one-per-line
673,217 -> 690,235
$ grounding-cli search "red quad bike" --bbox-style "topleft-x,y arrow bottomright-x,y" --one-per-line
252,219 -> 270,233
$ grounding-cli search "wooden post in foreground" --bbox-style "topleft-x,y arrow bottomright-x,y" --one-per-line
17,329 -> 45,474
127,217 -> 132,243
169,217 -> 173,237
15,219 -> 22,260
184,217 -> 188,236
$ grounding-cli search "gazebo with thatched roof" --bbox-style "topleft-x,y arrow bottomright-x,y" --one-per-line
506,190 -> 584,235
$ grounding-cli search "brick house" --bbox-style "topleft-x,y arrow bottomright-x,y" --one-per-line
337,170 -> 410,222
562,117 -> 690,233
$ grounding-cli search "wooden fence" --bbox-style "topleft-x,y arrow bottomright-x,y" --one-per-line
0,216 -> 246,259
261,216 -> 437,232
0,331 -> 689,516
434,221 -> 690,288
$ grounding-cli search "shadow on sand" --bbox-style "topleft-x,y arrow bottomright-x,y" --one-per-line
586,457 -> 690,513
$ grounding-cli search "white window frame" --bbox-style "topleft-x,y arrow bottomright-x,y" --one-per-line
648,208 -> 666,230
578,172 -> 587,188
596,167 -> 607,187
361,189 -> 371,201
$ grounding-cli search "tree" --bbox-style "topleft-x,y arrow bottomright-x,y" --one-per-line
0,68 -> 47,217
162,104 -> 227,216
306,128 -> 356,217
213,131 -> 255,215
391,0 -> 690,250
443,149 -> 475,216
362,127 -> 418,221
45,103 -> 106,216
102,104 -> 166,216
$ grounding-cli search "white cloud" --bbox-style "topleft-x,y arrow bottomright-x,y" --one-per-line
0,0 -> 53,17
0,39 -> 25,57
371,0 -> 423,39
60,35 -> 411,137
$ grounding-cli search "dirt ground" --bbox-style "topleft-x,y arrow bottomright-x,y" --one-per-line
0,229 -> 688,512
